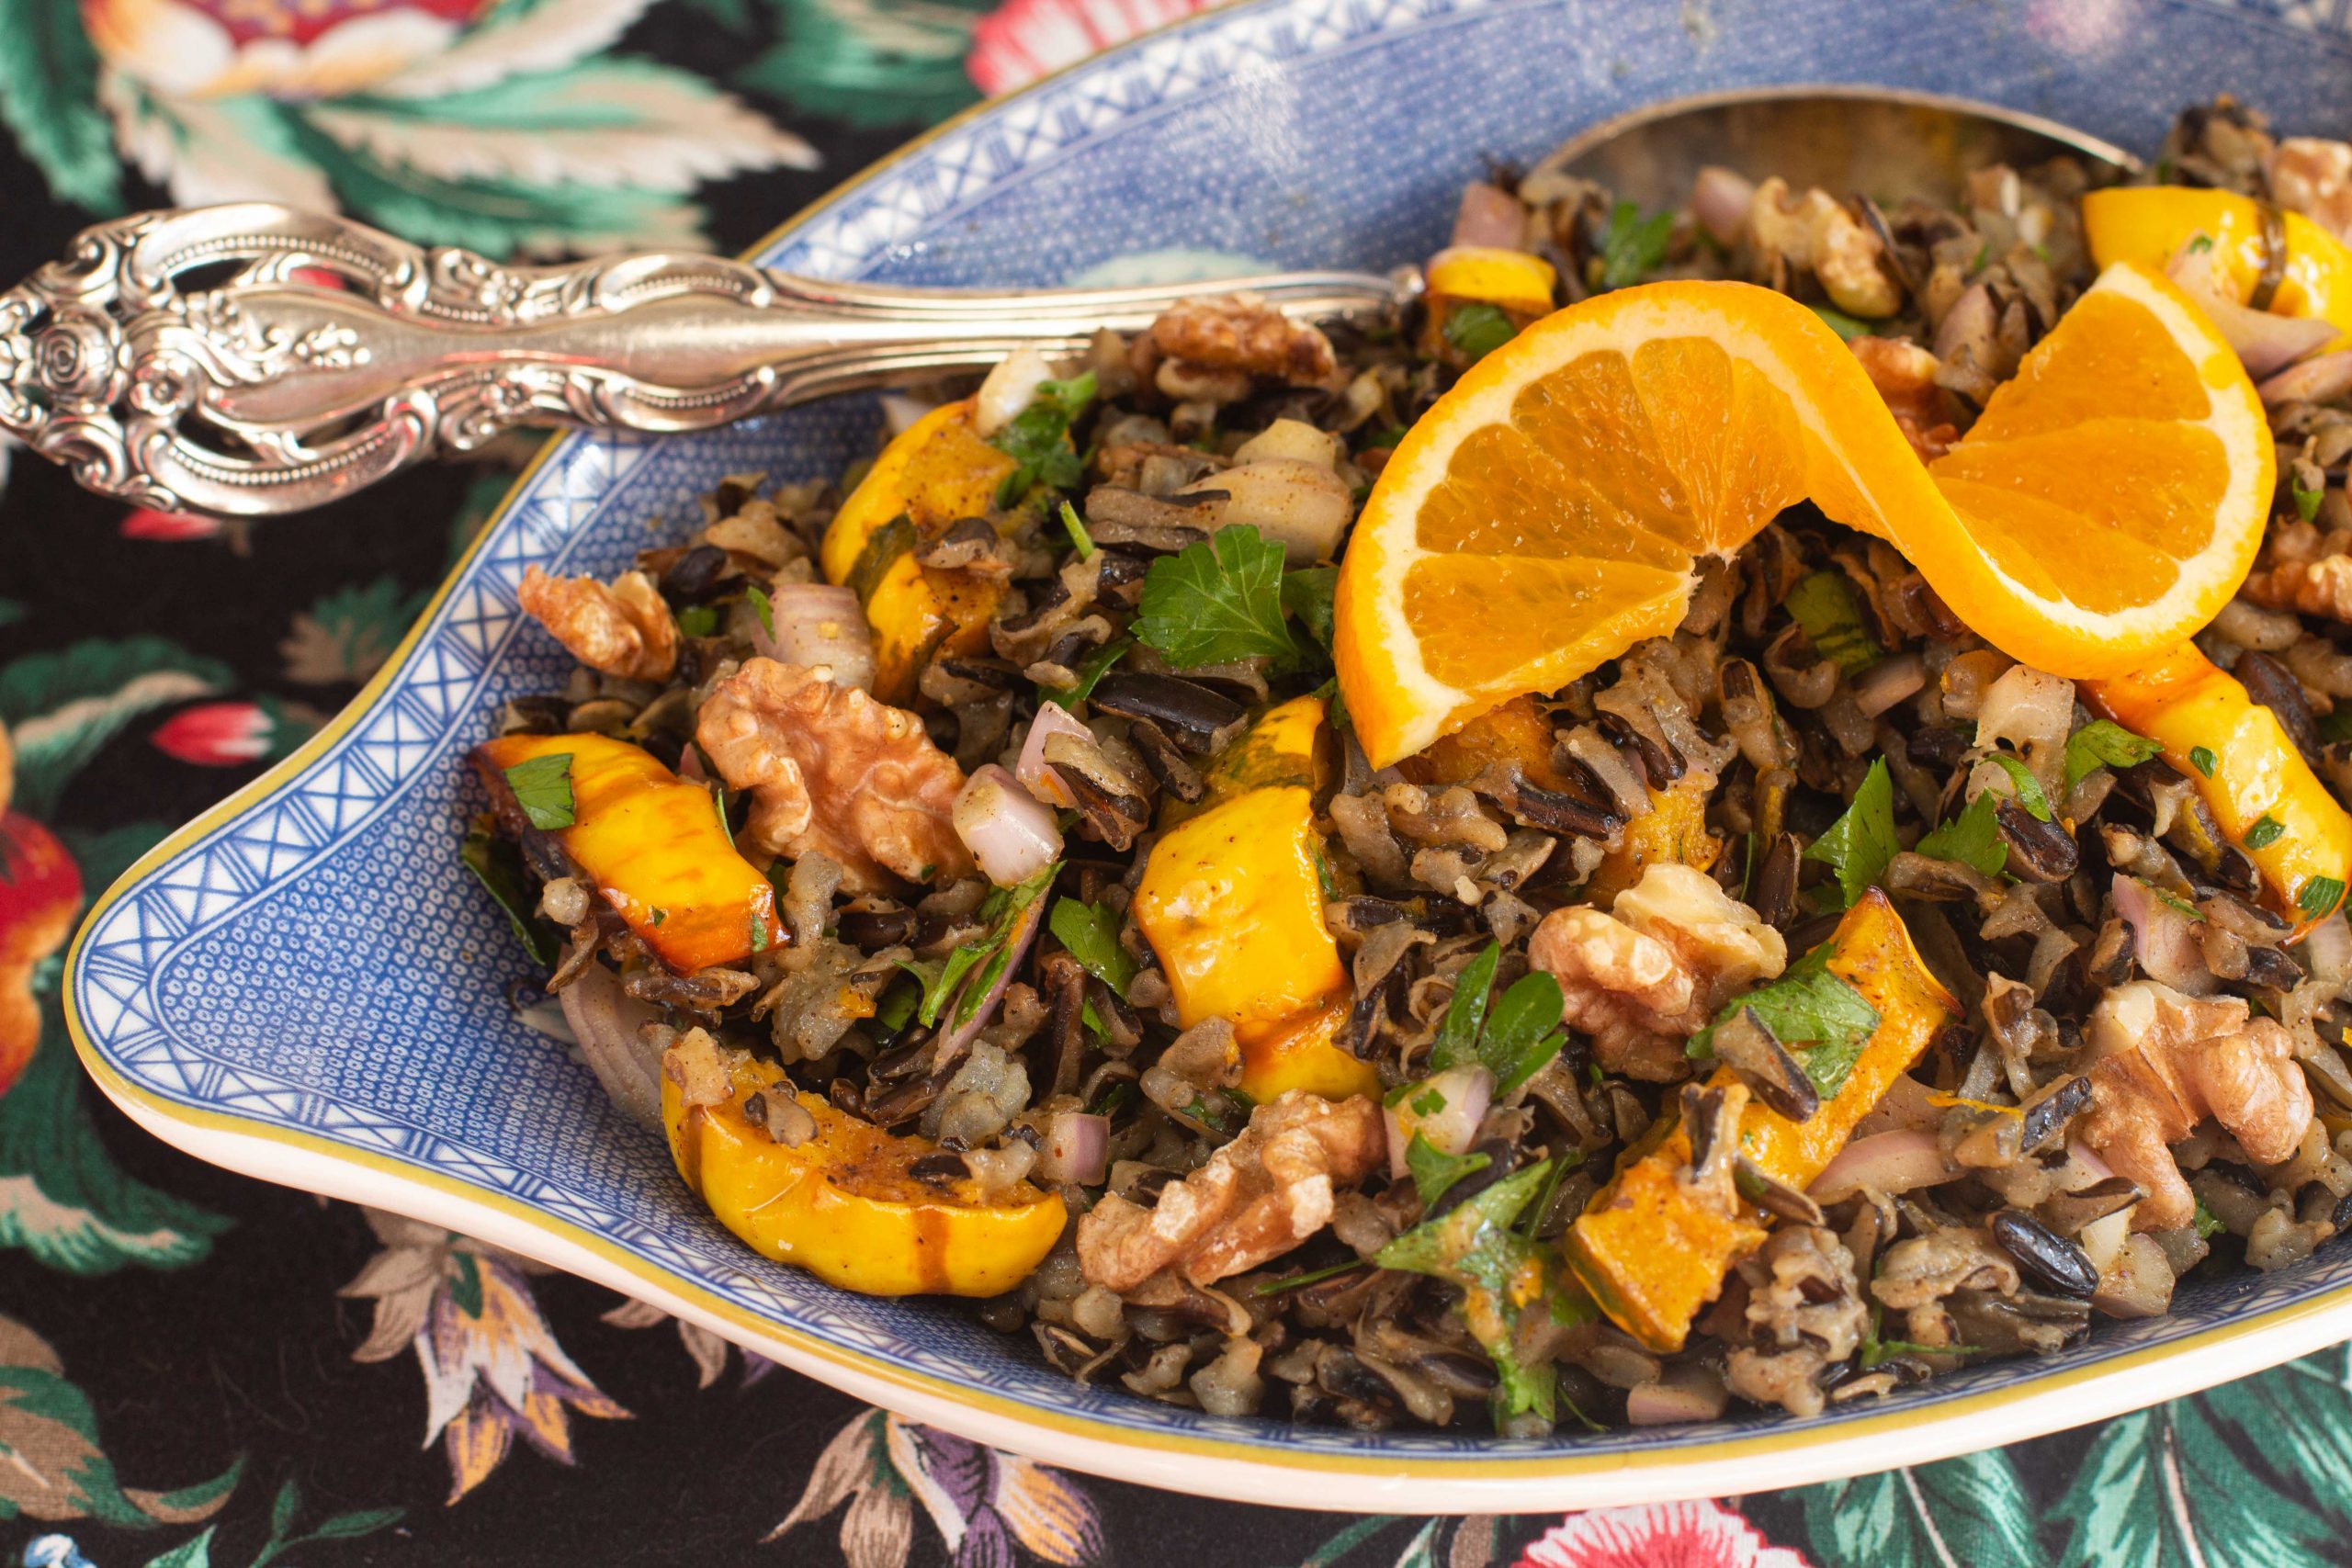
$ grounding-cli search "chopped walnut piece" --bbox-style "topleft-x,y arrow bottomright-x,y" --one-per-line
1726,1225 -> 1868,1418
1148,293 -> 1337,387
1746,177 -> 1902,318
2079,980 -> 2314,1232
517,564 -> 678,682
2242,520 -> 2352,623
2269,137 -> 2352,244
695,657 -> 971,893
1075,1090 -> 1385,1293
1528,863 -> 1787,1081
1849,336 -> 1958,462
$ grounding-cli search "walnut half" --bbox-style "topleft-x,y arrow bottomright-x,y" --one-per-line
516,564 -> 678,682
2079,980 -> 2314,1231
695,658 -> 971,892
1076,1091 -> 1385,1294
1528,863 -> 1787,1081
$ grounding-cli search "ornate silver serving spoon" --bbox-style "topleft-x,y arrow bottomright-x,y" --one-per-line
0,86 -> 2131,518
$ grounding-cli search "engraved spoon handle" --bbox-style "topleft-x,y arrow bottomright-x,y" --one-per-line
0,203 -> 1398,517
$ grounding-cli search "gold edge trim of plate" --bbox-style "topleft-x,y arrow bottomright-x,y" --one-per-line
59,0 -> 2351,1483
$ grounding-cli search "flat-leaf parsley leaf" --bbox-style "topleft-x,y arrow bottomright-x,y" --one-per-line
1803,757 -> 1896,908
1136,525 -> 1296,670
503,752 -> 575,831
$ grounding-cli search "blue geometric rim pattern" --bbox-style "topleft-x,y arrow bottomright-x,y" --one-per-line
67,0 -> 2352,1464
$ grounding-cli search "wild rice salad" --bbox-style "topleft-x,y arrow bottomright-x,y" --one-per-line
467,98 -> 2352,1435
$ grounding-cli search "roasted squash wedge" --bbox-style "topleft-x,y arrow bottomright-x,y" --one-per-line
1134,784 -> 1374,1100
820,399 -> 1020,702
2088,643 -> 2352,929
1567,890 -> 1957,1351
1584,777 -> 1723,905
472,732 -> 780,974
665,1053 -> 1067,1297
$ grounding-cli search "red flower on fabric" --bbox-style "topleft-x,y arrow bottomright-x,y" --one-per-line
966,0 -> 1214,95
1516,1501 -> 1815,1568
151,701 -> 272,765
119,508 -> 223,541
0,814 -> 84,1097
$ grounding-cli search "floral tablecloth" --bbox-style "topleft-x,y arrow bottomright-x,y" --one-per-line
6,2 -> 2352,1564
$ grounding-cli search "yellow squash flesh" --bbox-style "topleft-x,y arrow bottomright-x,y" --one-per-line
820,399 -> 1020,702
474,732 -> 779,974
1134,784 -> 1374,1100
1567,890 -> 1958,1351
665,1054 -> 1067,1297
1163,694 -> 1330,828
1584,777 -> 1723,905
2088,644 -> 2352,929
2085,186 -> 2352,351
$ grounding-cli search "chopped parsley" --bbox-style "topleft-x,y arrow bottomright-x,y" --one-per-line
1406,1134 -> 1491,1206
459,825 -> 560,967
676,604 -> 718,637
2295,473 -> 2327,525
1688,944 -> 1881,1099
1803,758 -> 1897,909
744,581 -> 775,637
1057,500 -> 1096,560
1375,1160 -> 1574,1420
2195,1200 -> 2225,1240
1599,199 -> 1675,289
1442,302 -> 1517,362
1808,304 -> 1872,342
1044,637 -> 1131,710
989,372 -> 1096,505
2190,746 -> 2219,779
1252,1258 -> 1365,1297
2244,814 -> 2286,851
1281,565 -> 1340,652
1860,1303 -> 1982,1369
1048,897 -> 1137,990
898,863 -> 1059,1028
1781,571 -> 1881,673
749,909 -> 770,953
1430,942 -> 1567,1093
2064,719 -> 2164,790
1135,525 -> 1298,670
502,752 -> 576,831
2300,875 -> 2346,919
1984,752 -> 2052,822
1916,790 -> 2008,878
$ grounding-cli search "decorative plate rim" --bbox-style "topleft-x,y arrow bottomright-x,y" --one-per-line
59,0 -> 2352,1512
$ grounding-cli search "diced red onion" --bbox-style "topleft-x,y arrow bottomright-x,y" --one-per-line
1384,1064 -> 1494,1179
1933,282 -> 1996,365
1851,1072 -> 1944,1137
2076,1208 -> 2132,1278
879,392 -> 937,436
1451,181 -> 1531,250
1850,651 -> 1927,718
2166,244 -> 2339,378
675,744 -> 707,784
2304,911 -> 2352,984
557,962 -> 666,1130
2092,1233 -> 2171,1319
954,763 -> 1064,887
974,347 -> 1058,439
2111,875 -> 2215,995
937,890 -> 1048,1058
752,583 -> 876,693
1690,166 -> 1755,249
1626,1371 -> 1729,1427
2260,349 -> 2352,407
1974,664 -> 2074,755
1807,1129 -> 1960,1204
1037,1111 -> 1110,1185
1016,703 -> 1093,808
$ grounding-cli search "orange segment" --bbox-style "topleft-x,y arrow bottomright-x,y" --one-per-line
1335,265 -> 2272,767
